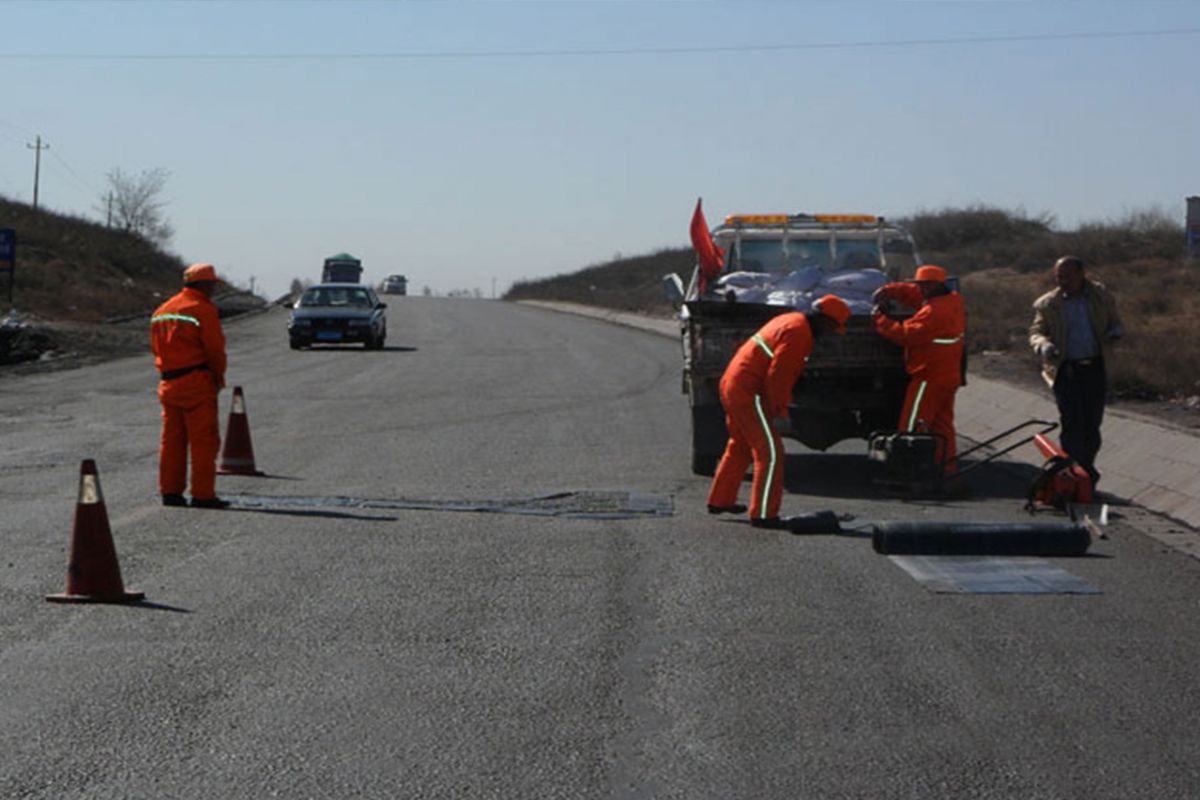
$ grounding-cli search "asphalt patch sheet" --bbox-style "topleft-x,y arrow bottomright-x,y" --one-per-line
889,555 -> 1101,595
226,490 -> 674,520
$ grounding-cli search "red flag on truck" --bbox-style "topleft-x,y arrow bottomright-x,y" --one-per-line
690,198 -> 725,295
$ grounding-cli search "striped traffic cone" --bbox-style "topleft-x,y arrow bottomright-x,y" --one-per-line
46,460 -> 145,604
217,386 -> 265,476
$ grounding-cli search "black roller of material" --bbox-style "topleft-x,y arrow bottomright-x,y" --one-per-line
872,521 -> 1092,557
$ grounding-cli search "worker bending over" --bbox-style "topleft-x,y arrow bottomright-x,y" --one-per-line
707,294 -> 851,528
150,263 -> 230,509
872,265 -> 966,474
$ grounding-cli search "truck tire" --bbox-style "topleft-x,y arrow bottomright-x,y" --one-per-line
690,404 -> 727,476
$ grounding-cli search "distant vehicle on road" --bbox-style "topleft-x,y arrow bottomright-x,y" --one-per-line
322,253 -> 363,283
288,283 -> 387,350
381,274 -> 408,295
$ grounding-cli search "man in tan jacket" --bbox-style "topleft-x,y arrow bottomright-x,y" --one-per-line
1029,256 -> 1123,487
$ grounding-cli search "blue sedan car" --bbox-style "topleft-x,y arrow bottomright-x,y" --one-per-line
288,284 -> 387,350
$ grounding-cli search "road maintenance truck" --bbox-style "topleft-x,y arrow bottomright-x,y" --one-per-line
667,213 -> 921,474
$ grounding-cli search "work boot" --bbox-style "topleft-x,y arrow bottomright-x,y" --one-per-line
191,497 -> 231,510
749,517 -> 782,530
161,493 -> 187,507
708,503 -> 748,515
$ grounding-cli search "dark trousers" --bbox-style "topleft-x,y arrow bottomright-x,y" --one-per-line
1053,359 -> 1106,483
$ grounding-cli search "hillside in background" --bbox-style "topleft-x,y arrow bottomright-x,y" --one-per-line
0,195 -> 194,322
506,206 -> 1200,401
0,195 -> 265,371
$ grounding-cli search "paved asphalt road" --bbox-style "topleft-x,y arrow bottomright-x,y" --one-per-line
2,299 -> 1198,799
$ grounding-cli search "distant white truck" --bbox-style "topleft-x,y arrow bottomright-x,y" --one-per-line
666,212 -> 923,474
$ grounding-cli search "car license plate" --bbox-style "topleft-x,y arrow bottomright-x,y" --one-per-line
316,331 -> 342,341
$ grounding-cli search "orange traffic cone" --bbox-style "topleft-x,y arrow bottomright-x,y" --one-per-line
217,386 -> 265,476
46,460 -> 145,604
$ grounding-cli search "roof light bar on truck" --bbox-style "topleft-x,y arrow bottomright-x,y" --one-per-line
723,213 -> 880,226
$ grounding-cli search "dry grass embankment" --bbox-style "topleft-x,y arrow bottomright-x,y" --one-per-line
0,195 -> 187,322
0,195 -> 263,369
507,206 -> 1200,403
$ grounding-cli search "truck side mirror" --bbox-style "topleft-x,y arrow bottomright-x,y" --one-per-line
662,273 -> 685,308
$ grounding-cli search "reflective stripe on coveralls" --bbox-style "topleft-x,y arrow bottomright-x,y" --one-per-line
151,313 -> 201,326
752,394 -> 778,517
750,334 -> 780,516
905,381 -> 928,432
752,333 -> 775,359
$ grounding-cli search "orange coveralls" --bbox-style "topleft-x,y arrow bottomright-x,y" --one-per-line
707,312 -> 814,521
874,284 -> 966,473
150,287 -> 227,500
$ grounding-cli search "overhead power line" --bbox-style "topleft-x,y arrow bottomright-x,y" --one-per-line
0,27 -> 1197,61
49,149 -> 102,195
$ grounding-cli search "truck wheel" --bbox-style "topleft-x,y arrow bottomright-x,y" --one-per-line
690,405 -> 727,476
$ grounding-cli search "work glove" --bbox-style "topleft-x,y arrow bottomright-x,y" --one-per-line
1039,342 -> 1059,360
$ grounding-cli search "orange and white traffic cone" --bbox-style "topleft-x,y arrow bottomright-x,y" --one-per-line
217,386 -> 265,476
46,460 -> 145,604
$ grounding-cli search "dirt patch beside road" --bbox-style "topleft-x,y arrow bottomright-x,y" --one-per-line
0,317 -> 149,377
0,292 -> 272,380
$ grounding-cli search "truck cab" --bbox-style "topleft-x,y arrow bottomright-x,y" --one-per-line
677,213 -> 921,474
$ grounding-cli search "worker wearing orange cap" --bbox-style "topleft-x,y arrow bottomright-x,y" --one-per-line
872,265 -> 966,474
707,294 -> 852,528
150,263 -> 229,509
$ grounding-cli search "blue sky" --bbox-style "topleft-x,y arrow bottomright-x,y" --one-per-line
0,0 -> 1197,299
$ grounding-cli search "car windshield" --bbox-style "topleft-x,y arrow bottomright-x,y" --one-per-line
299,288 -> 373,308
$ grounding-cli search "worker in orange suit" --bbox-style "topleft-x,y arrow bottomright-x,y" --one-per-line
872,265 -> 966,474
150,263 -> 230,509
707,294 -> 851,528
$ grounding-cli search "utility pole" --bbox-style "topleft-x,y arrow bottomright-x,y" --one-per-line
106,191 -> 114,227
26,136 -> 49,210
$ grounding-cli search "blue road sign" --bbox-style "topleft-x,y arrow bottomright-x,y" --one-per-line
0,228 -> 14,272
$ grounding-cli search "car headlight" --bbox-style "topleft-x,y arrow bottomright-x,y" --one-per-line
290,318 -> 312,327
348,319 -> 370,326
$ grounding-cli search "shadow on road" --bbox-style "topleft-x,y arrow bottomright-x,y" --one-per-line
296,345 -> 418,353
130,600 -> 192,613
781,452 -> 1046,502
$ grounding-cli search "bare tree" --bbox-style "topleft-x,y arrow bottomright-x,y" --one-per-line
102,167 -> 174,245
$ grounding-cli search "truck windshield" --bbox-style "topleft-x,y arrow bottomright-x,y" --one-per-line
729,237 -> 883,273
